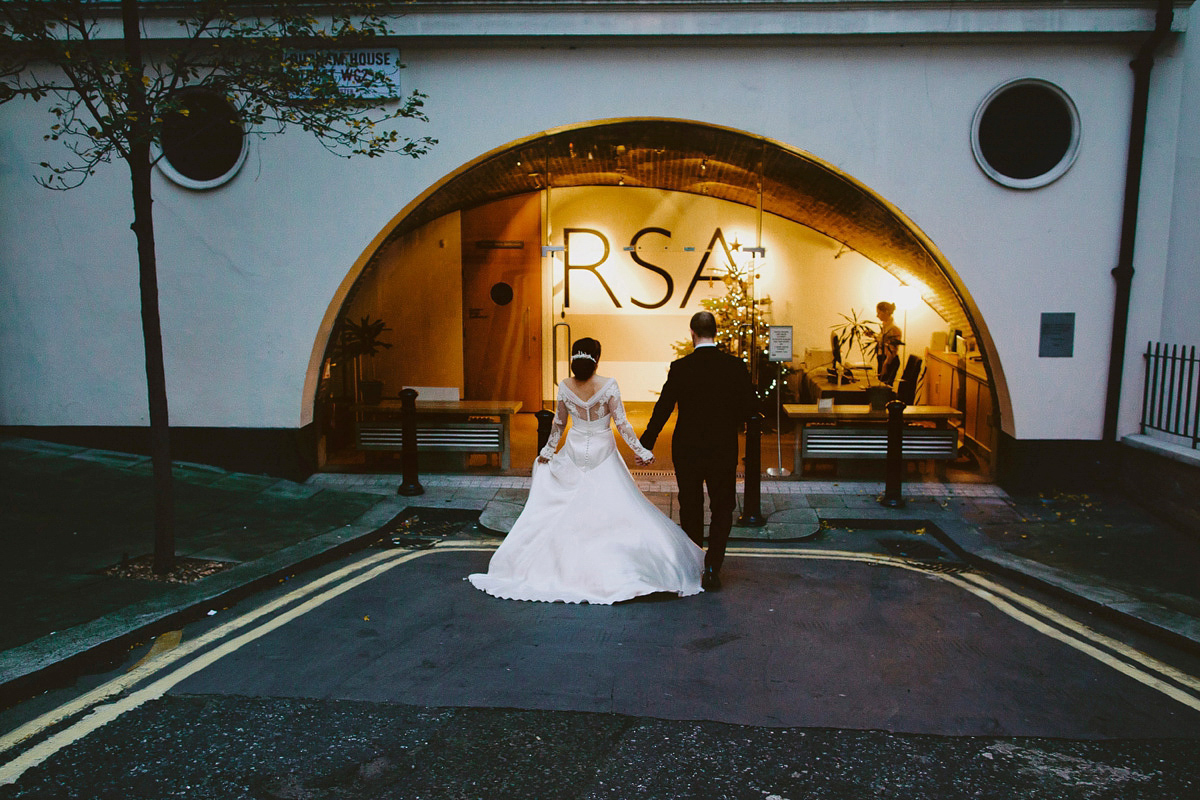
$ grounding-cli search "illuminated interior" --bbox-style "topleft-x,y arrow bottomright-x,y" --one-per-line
312,119 -> 1002,479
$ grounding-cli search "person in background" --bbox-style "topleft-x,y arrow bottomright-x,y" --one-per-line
872,301 -> 903,387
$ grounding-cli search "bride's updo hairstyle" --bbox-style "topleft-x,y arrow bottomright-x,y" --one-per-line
570,338 -> 601,380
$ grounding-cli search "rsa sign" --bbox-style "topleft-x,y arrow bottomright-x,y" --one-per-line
562,226 -> 753,310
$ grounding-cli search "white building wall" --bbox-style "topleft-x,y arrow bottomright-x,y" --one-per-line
1162,23 -> 1200,346
0,25 -> 1190,443
0,110 -> 147,425
1123,28 -> 1190,437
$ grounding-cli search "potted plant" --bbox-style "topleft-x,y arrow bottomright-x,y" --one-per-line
335,315 -> 392,404
831,309 -> 895,410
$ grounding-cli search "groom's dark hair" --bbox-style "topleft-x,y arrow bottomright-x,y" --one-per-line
690,311 -> 717,339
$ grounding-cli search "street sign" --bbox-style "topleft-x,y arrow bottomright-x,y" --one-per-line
284,49 -> 403,99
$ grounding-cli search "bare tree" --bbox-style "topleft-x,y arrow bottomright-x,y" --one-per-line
0,1 -> 435,572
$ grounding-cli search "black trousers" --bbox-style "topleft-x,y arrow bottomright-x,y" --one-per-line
674,456 -> 737,572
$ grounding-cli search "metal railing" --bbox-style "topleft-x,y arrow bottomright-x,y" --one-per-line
1141,341 -> 1200,448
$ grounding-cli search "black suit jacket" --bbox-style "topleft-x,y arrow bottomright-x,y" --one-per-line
640,346 -> 756,466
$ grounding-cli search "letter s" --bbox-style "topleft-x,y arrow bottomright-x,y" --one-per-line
628,227 -> 674,310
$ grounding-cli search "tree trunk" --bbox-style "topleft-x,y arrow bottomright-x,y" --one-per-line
123,0 -> 175,574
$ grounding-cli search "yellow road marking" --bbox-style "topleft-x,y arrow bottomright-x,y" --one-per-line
938,572 -> 1200,713
1,545 -> 495,786
730,546 -> 1200,710
127,630 -> 183,673
957,571 -> 1200,695
0,547 -> 404,758
3,541 -> 1198,786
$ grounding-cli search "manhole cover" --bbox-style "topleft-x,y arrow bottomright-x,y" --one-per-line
374,507 -> 481,549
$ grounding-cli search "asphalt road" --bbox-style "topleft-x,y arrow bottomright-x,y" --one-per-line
3,530 -> 1199,798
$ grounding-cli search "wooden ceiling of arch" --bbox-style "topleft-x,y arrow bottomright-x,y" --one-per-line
381,118 -> 976,336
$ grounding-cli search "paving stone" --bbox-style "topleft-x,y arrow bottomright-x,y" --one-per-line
209,473 -> 281,492
70,449 -> 150,468
260,480 -> 323,500
770,494 -> 813,510
805,493 -> 848,508
0,439 -> 83,455
740,507 -> 821,540
445,487 -> 504,501
478,500 -> 523,534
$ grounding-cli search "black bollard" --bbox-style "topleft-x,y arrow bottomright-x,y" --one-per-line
737,411 -> 767,527
535,409 -> 556,454
879,399 -> 906,508
397,388 -> 424,496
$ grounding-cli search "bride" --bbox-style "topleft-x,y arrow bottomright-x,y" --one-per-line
468,337 -> 704,604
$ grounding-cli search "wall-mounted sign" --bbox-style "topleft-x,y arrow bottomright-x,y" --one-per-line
284,49 -> 403,99
768,326 -> 793,362
560,225 -> 747,310
1039,312 -> 1075,357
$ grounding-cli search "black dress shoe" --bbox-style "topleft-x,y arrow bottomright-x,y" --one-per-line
701,567 -> 721,591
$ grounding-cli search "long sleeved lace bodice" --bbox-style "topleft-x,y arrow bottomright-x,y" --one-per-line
538,377 -> 652,462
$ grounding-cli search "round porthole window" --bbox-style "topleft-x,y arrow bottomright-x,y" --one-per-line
972,79 -> 1080,189
157,89 -> 248,190
490,282 -> 514,306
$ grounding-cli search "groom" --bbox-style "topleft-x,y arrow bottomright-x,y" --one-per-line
640,311 -> 756,591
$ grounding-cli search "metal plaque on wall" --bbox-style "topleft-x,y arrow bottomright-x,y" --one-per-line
1039,312 -> 1075,357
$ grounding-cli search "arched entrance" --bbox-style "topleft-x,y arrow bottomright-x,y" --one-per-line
306,118 -> 1008,477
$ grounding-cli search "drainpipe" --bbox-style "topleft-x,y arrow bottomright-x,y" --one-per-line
1103,0 -> 1174,442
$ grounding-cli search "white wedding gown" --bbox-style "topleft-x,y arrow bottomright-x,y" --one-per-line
468,377 -> 704,604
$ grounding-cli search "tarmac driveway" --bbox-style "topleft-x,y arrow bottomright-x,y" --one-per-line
4,535 -> 1200,798
163,538 -> 1200,739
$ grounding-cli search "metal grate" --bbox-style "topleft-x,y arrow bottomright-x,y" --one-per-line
877,538 -> 971,574
357,421 -> 503,452
373,507 -> 482,549
802,427 -> 958,460
629,469 -> 746,478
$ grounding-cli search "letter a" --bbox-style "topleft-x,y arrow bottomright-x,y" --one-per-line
680,228 -> 739,308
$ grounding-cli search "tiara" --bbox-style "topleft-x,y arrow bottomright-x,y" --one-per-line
570,353 -> 596,363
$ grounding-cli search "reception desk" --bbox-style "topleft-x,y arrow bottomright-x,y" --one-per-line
795,366 -> 876,404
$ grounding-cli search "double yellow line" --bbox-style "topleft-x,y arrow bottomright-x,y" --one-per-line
0,544 -> 494,786
729,546 -> 1200,713
3,543 -> 1198,787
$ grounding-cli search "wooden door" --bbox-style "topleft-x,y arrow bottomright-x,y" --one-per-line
461,194 -> 543,410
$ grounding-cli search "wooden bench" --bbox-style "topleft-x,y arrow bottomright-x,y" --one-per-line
783,403 -> 962,477
356,420 -> 506,463
799,425 -> 958,478
353,398 -> 522,469
801,426 -> 959,461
